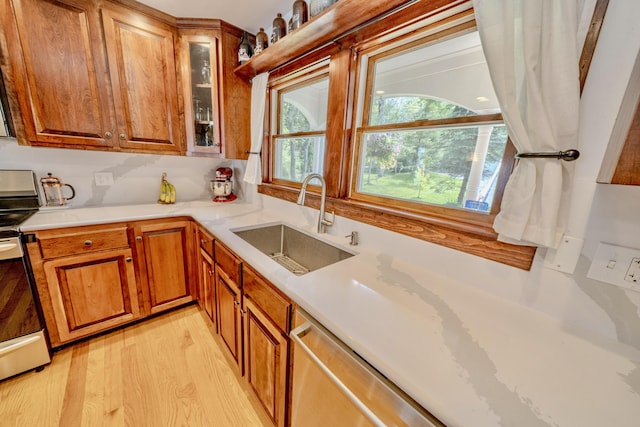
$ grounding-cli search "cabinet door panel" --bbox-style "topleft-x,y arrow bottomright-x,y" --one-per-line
43,248 -> 139,343
179,33 -> 222,156
102,5 -> 182,153
5,0 -> 114,147
216,266 -> 242,371
200,248 -> 216,324
137,222 -> 192,314
244,299 -> 288,427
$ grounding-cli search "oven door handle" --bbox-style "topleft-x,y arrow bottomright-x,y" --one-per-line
0,335 -> 42,357
290,322 -> 387,427
0,242 -> 19,252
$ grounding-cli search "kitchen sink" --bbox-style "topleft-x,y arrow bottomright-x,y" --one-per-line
232,223 -> 355,275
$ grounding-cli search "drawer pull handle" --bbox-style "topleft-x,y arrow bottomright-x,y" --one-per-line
136,236 -> 142,241
84,240 -> 92,246
126,257 -> 132,262
233,301 -> 240,306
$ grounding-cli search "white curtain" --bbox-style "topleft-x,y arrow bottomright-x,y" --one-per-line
472,0 -> 581,248
243,72 -> 269,185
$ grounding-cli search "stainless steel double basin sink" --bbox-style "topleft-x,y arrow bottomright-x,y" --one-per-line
232,223 -> 355,275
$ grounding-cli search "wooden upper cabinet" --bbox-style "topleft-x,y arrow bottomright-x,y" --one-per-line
178,31 -> 222,156
101,4 -> 183,154
1,0 -> 115,148
0,0 -> 184,153
177,21 -> 251,159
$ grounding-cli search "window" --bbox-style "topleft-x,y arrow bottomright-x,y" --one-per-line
260,4 -> 536,269
271,68 -> 329,184
352,30 -> 509,216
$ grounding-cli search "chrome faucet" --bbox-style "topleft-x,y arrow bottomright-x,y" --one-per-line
297,173 -> 334,233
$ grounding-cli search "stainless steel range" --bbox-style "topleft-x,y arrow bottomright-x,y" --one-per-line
0,170 -> 50,380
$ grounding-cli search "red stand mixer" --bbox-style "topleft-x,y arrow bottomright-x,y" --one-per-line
211,167 -> 237,202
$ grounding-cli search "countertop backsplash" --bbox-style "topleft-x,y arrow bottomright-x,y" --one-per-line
0,138 -> 251,207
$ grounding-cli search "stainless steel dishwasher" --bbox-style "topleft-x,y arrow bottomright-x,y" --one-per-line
290,310 -> 442,427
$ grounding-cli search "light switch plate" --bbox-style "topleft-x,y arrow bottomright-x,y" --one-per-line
544,235 -> 584,274
587,243 -> 640,292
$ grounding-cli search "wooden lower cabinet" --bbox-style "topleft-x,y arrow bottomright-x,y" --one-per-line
199,247 -> 216,324
216,265 -> 243,373
28,218 -> 195,347
132,219 -> 195,315
208,242 -> 291,427
42,247 -> 140,344
197,226 -> 216,326
244,297 -> 289,427
243,264 -> 292,427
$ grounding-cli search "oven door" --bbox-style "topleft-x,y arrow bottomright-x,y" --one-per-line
0,236 -> 50,380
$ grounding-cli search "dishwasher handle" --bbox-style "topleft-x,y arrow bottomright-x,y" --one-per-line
290,322 -> 387,427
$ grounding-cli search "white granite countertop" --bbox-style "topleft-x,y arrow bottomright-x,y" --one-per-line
21,200 -> 640,427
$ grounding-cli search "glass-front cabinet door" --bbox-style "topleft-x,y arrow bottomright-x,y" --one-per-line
180,34 -> 221,155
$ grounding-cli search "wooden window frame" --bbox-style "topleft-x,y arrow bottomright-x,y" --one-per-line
270,64 -> 330,188
350,16 -> 511,229
258,0 -> 606,270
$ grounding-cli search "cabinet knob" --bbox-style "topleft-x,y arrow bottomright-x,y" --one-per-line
119,133 -> 126,140
84,240 -> 92,246
208,270 -> 213,276
104,132 -> 113,139
136,236 -> 142,241
201,239 -> 207,245
126,257 -> 132,262
233,300 -> 240,307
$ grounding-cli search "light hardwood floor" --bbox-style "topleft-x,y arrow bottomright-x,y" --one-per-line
0,304 -> 271,426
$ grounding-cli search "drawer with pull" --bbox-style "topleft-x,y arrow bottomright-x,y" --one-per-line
243,264 -> 291,333
36,224 -> 130,259
214,240 -> 242,285
199,227 -> 214,258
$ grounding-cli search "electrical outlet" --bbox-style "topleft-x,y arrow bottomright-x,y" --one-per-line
625,258 -> 640,283
587,243 -> 640,292
94,172 -> 114,186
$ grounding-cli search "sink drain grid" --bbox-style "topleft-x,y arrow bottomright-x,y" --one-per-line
270,253 -> 310,276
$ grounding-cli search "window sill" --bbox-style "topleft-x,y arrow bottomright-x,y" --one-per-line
258,183 -> 536,270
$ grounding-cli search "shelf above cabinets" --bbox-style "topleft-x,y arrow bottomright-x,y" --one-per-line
233,0 -> 419,80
